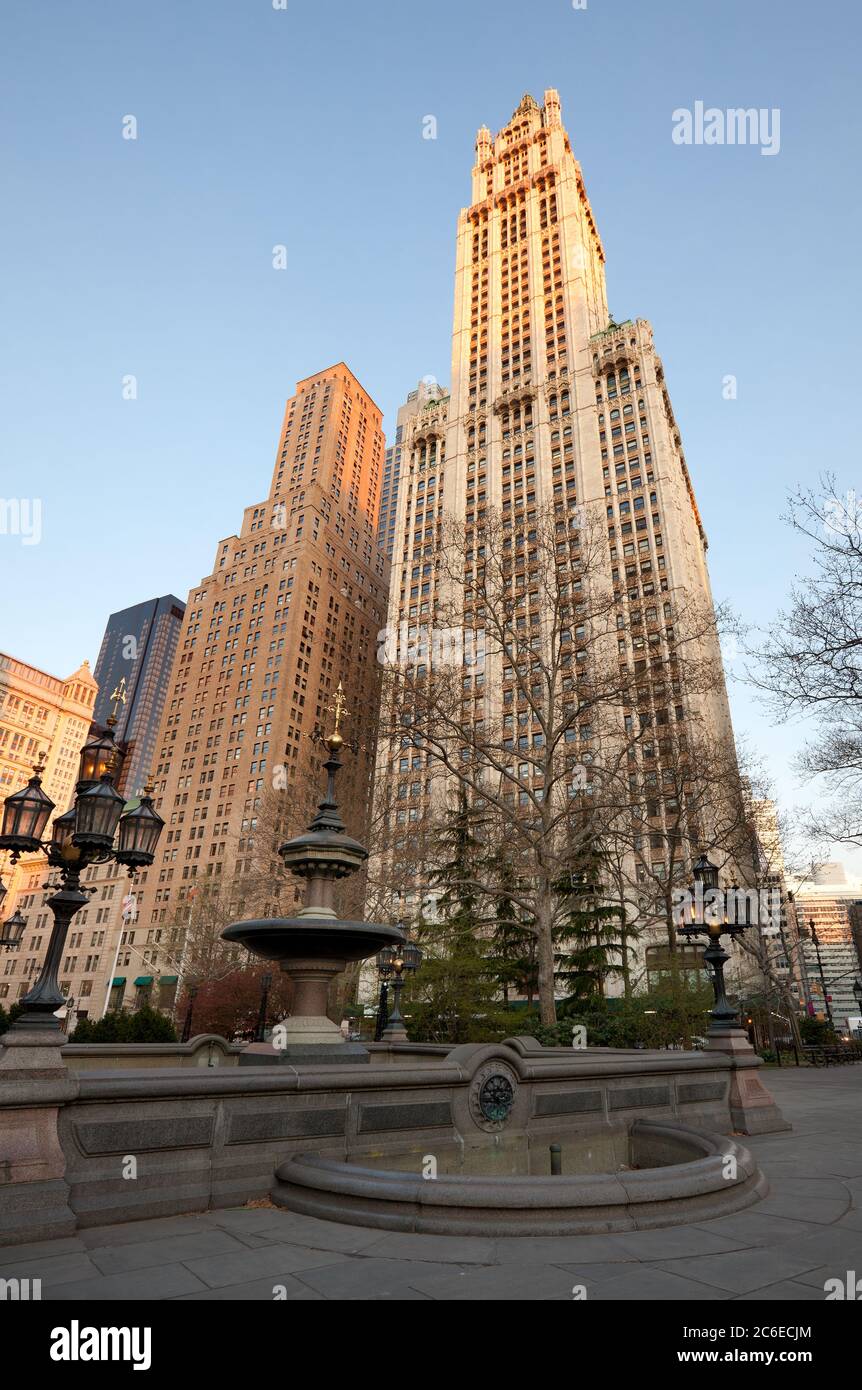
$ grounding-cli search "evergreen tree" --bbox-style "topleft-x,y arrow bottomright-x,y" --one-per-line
553,832 -> 628,1003
486,847 -> 537,1006
405,792 -> 500,1043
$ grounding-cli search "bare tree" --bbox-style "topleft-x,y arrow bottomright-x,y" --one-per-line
374,501 -> 730,1023
745,477 -> 862,848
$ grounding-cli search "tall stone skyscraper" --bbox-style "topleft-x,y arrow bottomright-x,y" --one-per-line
93,594 -> 186,799
374,91 -> 740,985
121,364 -> 389,990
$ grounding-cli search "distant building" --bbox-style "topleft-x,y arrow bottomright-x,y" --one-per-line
378,379 -> 448,560
794,879 -> 862,1033
811,861 -> 848,887
93,595 -> 185,798
0,651 -> 97,1011
112,362 -> 390,1012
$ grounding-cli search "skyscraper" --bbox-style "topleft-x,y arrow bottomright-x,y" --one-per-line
120,364 -> 389,996
93,595 -> 186,799
373,91 -> 741,986
378,378 -> 448,559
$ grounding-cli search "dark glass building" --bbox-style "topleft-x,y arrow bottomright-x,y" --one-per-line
93,595 -> 185,798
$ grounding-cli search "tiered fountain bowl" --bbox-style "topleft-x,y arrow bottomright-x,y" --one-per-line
222,730 -> 404,1062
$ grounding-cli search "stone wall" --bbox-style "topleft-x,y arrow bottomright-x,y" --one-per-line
52,1038 -> 737,1234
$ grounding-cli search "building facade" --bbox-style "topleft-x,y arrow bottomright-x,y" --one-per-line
92,594 -> 186,799
794,874 -> 862,1034
0,652 -> 97,1013
378,379 -> 448,559
100,363 -> 390,1013
372,91 -> 742,993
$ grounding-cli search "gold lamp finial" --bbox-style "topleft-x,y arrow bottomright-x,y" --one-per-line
325,682 -> 348,752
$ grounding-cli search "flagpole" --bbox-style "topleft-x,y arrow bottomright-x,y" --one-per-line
101,889 -> 137,1017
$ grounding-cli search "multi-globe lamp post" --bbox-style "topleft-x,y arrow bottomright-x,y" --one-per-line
375,937 -> 423,1043
678,851 -> 751,1037
0,716 -> 164,1037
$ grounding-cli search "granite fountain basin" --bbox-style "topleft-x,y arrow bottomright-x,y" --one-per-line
272,1119 -> 767,1236
221,917 -> 404,964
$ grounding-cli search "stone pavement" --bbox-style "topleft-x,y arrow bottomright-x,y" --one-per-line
2,1067 -> 860,1301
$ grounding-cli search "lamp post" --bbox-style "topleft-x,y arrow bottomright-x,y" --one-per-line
852,979 -> 862,1040
785,890 -> 814,1018
678,852 -> 749,1036
0,724 -> 164,1038
181,983 -> 199,1044
379,936 -> 423,1043
374,948 -> 394,1041
255,971 -> 272,1043
807,919 -> 834,1028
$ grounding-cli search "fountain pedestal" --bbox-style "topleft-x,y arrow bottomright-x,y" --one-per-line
222,718 -> 405,1064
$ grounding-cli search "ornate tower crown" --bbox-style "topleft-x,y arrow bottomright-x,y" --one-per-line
513,93 -> 539,118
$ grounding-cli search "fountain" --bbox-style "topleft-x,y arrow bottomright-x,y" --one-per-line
221,695 -> 404,1062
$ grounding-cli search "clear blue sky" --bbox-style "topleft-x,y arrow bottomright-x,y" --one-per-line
1,0 -> 860,865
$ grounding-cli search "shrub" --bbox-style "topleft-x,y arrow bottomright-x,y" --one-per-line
70,1006 -> 177,1044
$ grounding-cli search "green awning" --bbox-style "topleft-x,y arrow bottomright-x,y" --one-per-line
133,975 -> 153,986
159,976 -> 178,985
111,976 -> 126,987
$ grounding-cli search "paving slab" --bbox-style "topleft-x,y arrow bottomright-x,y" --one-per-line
182,1242 -> 349,1290
692,1211 -> 827,1246
735,1279 -> 830,1301
406,1261 -> 581,1302
608,1226 -> 746,1261
175,1273 -> 326,1300
0,1236 -> 86,1261
358,1231 -> 496,1265
78,1215 -> 217,1248
0,1251 -> 99,1288
653,1248 -> 825,1295
292,1256 -> 462,1300
778,1226 -> 862,1268
87,1228 -> 248,1275
44,1262 -> 209,1301
493,1234 -> 635,1264
752,1194 -> 850,1224
587,1265 -> 732,1301
203,1208 -> 385,1254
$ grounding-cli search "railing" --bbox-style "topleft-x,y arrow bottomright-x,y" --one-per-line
802,1042 -> 862,1067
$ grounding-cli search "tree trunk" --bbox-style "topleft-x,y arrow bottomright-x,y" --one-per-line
535,893 -> 557,1025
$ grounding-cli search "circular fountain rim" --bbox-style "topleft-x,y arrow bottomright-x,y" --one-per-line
272,1120 -> 768,1236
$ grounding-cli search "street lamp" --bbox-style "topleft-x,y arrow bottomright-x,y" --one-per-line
181,983 -> 199,1044
0,910 -> 27,952
0,732 -> 164,1035
255,971 -> 273,1043
806,919 -> 834,1028
374,946 -> 395,1041
678,851 -> 749,1037
380,935 -> 423,1043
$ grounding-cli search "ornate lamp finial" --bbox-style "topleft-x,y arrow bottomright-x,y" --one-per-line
107,677 -> 127,729
325,682 -> 348,753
